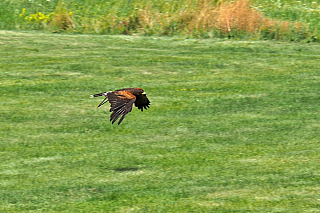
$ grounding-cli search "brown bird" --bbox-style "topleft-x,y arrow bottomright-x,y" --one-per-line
91,88 -> 150,125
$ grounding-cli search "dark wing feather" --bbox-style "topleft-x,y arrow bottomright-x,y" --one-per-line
107,91 -> 136,125
134,95 -> 150,111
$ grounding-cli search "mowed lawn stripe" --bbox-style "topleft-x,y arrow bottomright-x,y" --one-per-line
0,31 -> 320,212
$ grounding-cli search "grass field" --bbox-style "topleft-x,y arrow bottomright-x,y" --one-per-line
1,30 -> 320,212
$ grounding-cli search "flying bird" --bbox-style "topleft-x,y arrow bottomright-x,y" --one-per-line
91,88 -> 150,125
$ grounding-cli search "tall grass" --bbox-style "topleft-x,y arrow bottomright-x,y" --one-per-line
1,0 -> 319,41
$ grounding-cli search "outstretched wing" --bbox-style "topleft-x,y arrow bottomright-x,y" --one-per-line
135,95 -> 150,111
107,91 -> 136,125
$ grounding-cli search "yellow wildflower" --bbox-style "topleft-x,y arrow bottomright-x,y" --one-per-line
19,8 -> 26,17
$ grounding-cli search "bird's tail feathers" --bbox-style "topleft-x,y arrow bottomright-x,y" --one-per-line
90,92 -> 108,98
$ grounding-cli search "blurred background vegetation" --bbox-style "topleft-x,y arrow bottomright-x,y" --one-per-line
0,0 -> 319,41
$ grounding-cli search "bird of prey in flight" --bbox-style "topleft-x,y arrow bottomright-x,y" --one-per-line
91,88 -> 150,125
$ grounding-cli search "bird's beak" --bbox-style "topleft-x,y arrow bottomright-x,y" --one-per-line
142,92 -> 146,95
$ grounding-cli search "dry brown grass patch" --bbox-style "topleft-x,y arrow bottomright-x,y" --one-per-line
74,0 -> 310,39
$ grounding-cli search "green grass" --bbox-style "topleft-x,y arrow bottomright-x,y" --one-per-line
1,30 -> 320,212
0,0 -> 319,41
253,0 -> 320,36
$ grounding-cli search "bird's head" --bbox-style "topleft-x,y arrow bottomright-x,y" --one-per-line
133,88 -> 146,96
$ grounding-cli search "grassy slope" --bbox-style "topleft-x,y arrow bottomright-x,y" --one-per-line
1,30 -> 320,212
